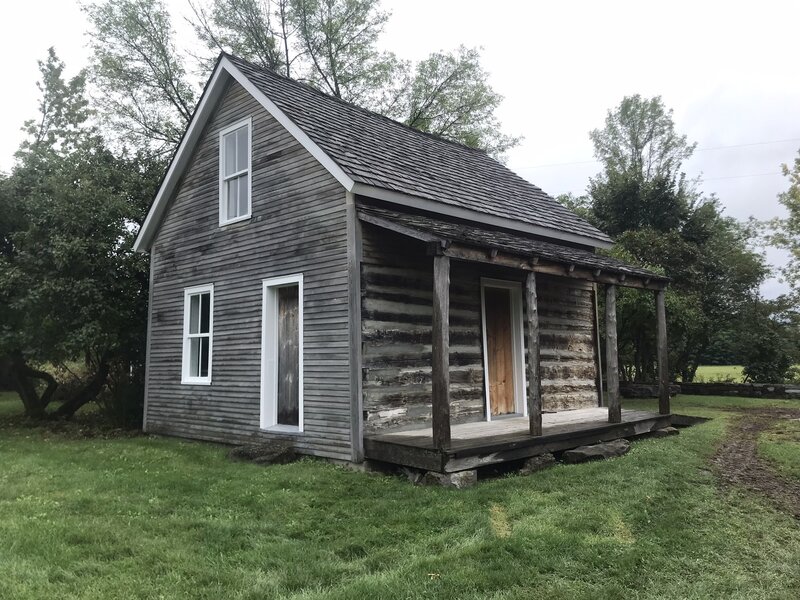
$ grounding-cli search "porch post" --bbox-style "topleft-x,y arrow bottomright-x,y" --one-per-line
656,289 -> 670,415
605,285 -> 621,423
431,254 -> 451,449
525,272 -> 542,436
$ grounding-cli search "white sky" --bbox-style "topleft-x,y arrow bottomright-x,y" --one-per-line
1,0 -> 798,297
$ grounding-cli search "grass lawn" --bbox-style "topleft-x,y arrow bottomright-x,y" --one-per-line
1,391 -> 799,599
758,418 -> 800,481
692,365 -> 745,383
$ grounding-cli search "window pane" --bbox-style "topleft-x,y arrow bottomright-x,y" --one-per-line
189,294 -> 200,334
238,173 -> 249,217
200,292 -> 210,334
227,178 -> 239,218
224,131 -> 237,176
190,337 -> 200,377
199,337 -> 210,378
236,127 -> 249,172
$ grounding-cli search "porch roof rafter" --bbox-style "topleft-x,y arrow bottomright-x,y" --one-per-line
356,204 -> 669,291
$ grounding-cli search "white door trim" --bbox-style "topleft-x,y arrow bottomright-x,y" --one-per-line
260,273 -> 304,433
480,278 -> 528,422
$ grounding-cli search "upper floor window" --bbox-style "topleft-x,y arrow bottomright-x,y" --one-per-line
219,118 -> 252,225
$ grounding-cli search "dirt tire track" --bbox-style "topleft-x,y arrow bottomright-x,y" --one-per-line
712,407 -> 800,518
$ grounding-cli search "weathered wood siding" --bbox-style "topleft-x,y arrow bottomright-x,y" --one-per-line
145,81 -> 352,460
361,224 -> 599,433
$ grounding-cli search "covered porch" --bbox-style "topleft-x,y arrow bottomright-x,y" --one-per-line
365,407 -> 671,473
357,204 -> 672,473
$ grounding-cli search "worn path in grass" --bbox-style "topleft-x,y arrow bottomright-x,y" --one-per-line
712,406 -> 800,518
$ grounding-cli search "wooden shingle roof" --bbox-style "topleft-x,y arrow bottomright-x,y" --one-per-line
226,54 -> 612,246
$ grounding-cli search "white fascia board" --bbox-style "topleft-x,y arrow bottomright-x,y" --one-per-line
133,64 -> 230,252
133,57 -> 355,253
350,182 -> 614,250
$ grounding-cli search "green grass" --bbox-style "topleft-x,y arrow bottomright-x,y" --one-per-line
0,392 -> 799,599
626,394 -> 797,413
693,365 -> 745,383
0,390 -> 22,416
758,418 -> 800,481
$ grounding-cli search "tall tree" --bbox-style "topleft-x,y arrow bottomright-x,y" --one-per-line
190,0 -> 401,104
736,296 -> 800,383
395,46 -> 520,157
189,0 -> 296,76
766,150 -> 800,299
590,95 -> 696,183
580,95 -> 767,382
287,0 -> 399,105
83,0 -> 196,150
186,0 -> 519,156
1,49 -> 161,421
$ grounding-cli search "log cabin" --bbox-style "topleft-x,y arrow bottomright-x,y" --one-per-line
134,53 -> 672,476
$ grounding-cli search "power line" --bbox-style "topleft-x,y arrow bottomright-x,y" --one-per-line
516,137 -> 800,170
698,171 -> 783,182
696,138 -> 800,152
551,171 -> 784,197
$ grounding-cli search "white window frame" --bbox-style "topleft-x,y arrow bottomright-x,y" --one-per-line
218,117 -> 253,226
480,278 -> 528,421
260,274 -> 304,433
181,283 -> 214,385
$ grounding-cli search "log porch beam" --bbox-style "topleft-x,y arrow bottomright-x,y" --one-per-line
525,272 -> 543,436
431,254 -> 451,449
441,244 -> 668,291
605,284 -> 621,423
656,289 -> 670,415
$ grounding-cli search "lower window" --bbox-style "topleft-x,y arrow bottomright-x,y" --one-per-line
182,284 -> 213,384
261,275 -> 303,431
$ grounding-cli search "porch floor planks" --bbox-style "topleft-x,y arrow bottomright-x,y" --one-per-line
366,407 -> 663,453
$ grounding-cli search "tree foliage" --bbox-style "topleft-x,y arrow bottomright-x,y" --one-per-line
0,49 -> 163,422
737,297 -> 800,383
190,0 -> 292,75
83,0 -> 196,150
394,46 -> 520,157
152,0 -> 520,156
766,150 -> 800,299
288,0 -> 399,105
590,95 -> 696,184
576,95 -> 768,382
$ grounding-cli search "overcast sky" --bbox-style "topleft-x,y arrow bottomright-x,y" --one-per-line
2,1 -> 798,297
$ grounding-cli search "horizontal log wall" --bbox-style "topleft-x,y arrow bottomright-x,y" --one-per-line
145,81 -> 352,460
361,225 -> 599,433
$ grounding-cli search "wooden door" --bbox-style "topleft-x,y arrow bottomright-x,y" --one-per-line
485,287 -> 515,415
277,285 -> 300,426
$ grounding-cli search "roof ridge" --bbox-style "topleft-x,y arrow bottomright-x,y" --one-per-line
222,52 -> 491,155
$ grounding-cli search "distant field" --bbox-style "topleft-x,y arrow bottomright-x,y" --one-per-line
693,365 -> 745,383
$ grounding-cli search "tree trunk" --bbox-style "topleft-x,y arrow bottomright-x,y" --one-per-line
52,359 -> 110,419
5,354 -> 59,419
